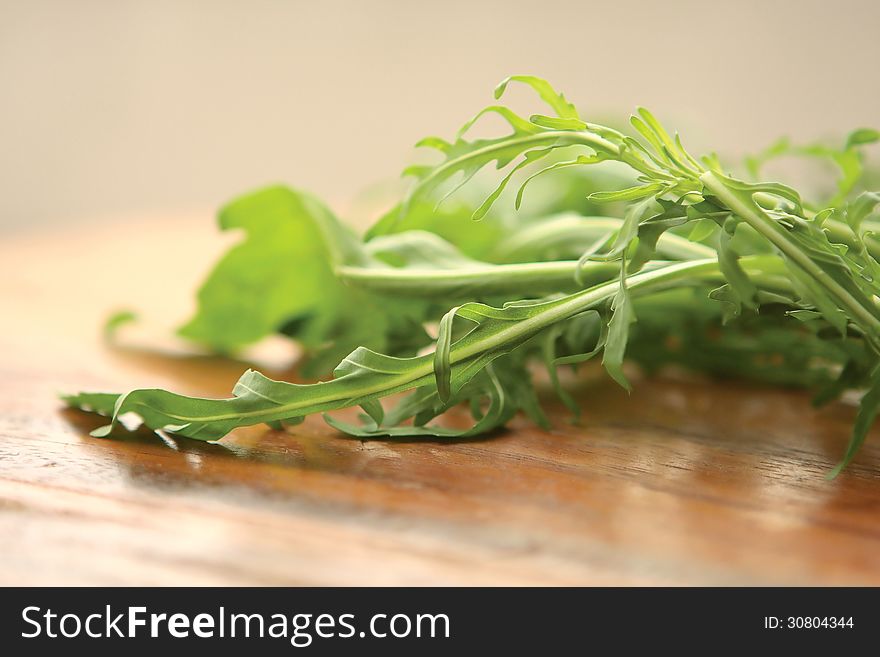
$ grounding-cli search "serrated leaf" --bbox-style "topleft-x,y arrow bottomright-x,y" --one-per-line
176,186 -> 402,375
360,399 -> 384,427
829,364 -> 880,478
471,148 -> 553,220
64,75 -> 880,474
846,191 -> 880,232
529,114 -> 587,131
588,183 -> 664,203
688,218 -> 717,242
602,265 -> 636,390
493,75 -> 580,119
67,259 -> 733,441
433,305 -> 458,403
716,222 -> 758,311
514,155 -> 608,210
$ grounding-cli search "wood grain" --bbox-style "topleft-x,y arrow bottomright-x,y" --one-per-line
1,217 -> 879,585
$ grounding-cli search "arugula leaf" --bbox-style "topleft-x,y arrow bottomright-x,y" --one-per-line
745,130 -> 879,208
602,264 -> 636,390
179,186 -> 359,351
177,186 -> 428,374
65,75 -> 880,475
67,257 -> 772,440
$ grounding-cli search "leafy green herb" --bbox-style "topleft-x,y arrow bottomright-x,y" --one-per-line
177,186 -> 430,375
64,76 -> 880,474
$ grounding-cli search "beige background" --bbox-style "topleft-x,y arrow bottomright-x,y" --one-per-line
1,0 -> 878,232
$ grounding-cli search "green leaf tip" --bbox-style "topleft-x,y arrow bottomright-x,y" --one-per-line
103,310 -> 138,340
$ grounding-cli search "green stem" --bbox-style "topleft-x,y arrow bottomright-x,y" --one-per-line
701,171 -> 880,336
491,216 -> 716,264
823,218 -> 880,262
419,131 -> 622,192
338,260 -> 622,297
135,255 -> 788,427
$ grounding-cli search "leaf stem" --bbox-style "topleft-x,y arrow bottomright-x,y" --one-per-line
701,171 -> 880,337
419,131 -> 621,191
337,260 -> 622,297
127,255 -> 788,428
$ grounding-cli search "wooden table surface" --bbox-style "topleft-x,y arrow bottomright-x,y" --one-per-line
2,216 -> 879,586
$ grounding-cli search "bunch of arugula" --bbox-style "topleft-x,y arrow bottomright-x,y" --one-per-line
65,76 -> 880,474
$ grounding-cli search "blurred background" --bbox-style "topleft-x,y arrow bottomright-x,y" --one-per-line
1,0 -> 878,233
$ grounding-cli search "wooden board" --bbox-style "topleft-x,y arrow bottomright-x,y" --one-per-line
1,217 -> 879,585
